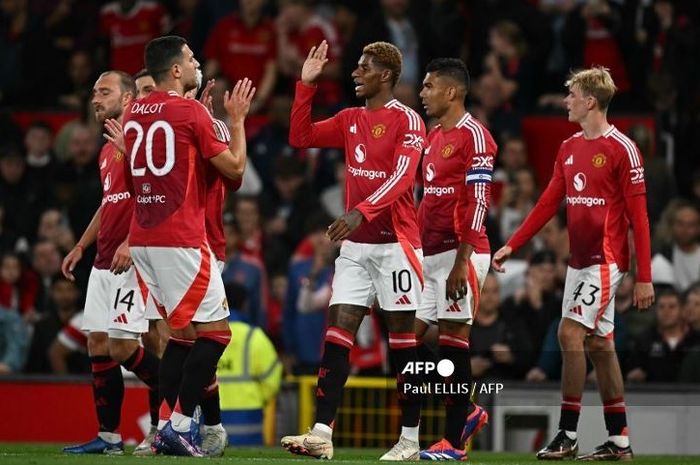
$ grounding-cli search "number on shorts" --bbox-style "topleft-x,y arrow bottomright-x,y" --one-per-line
124,120 -> 176,177
392,269 -> 412,293
114,288 -> 136,313
572,282 -> 600,306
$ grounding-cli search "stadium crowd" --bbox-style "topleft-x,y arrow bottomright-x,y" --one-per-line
0,0 -> 699,383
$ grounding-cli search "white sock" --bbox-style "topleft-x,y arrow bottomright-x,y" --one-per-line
157,419 -> 168,431
563,430 -> 577,440
609,435 -> 629,448
97,431 -> 122,444
312,423 -> 333,440
170,411 -> 192,433
401,425 -> 420,443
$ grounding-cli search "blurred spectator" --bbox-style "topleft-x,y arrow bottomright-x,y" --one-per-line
501,251 -> 562,358
0,0 -> 53,106
29,240 -> 62,316
0,145 -> 47,243
627,288 -> 694,382
266,271 -> 288,347
498,167 -> 538,247
98,0 -> 171,75
342,0 -> 432,108
482,20 -> 536,111
277,0 -> 342,110
36,209 -> 75,254
189,0 -> 235,55
0,252 -> 35,316
470,273 -> 533,379
260,156 -> 321,263
615,274 -> 655,340
222,219 -> 268,328
0,305 -> 29,374
47,310 -> 87,374
469,74 -> 521,144
0,206 -> 19,255
23,122 -> 57,197
282,215 -> 336,375
684,282 -> 700,334
538,0 -> 580,99
168,0 -> 198,40
56,50 -> 95,110
428,0 -> 468,57
653,200 -> 700,292
231,195 -> 265,262
53,124 -> 100,236
534,210 -> 568,285
204,0 -> 277,114
25,276 -> 85,373
320,158 -> 345,219
248,95 -> 296,190
493,136 -> 528,185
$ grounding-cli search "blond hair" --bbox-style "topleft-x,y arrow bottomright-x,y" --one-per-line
362,41 -> 402,87
565,67 -> 617,111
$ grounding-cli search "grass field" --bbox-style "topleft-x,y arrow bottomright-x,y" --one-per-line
1,444 -> 699,465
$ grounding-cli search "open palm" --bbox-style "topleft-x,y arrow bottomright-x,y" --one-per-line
301,40 -> 329,85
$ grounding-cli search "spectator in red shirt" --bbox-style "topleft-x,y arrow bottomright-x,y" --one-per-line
99,0 -> 171,74
204,0 -> 277,114
0,253 -> 36,319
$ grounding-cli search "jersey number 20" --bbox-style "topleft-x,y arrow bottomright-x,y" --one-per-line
124,120 -> 175,177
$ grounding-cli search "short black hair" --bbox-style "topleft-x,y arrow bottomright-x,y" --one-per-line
426,58 -> 470,93
27,120 -> 53,134
657,287 -> 681,304
133,68 -> 152,80
145,35 -> 188,84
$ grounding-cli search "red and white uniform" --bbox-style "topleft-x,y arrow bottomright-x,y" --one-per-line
206,118 -> 241,265
82,144 -> 148,339
290,81 -> 426,311
99,1 -> 171,75
417,113 -> 497,323
58,312 -> 88,352
204,15 -> 277,91
124,90 -> 230,330
508,126 -> 652,336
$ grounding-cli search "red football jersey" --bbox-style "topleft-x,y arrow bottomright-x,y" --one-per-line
123,90 -> 229,247
290,82 -> 425,248
205,118 -> 241,261
99,1 -> 170,75
95,143 -> 134,269
419,113 -> 497,256
204,14 -> 277,89
508,126 -> 651,277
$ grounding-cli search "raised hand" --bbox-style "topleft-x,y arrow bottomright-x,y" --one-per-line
223,78 -> 256,123
104,118 -> 125,154
199,78 -> 215,114
301,40 -> 329,85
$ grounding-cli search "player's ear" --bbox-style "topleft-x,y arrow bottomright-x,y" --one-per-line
380,69 -> 393,85
447,86 -> 456,101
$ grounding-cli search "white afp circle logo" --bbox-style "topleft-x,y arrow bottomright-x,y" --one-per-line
573,172 -> 586,192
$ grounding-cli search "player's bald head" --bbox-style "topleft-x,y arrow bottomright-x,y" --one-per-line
425,58 -> 470,95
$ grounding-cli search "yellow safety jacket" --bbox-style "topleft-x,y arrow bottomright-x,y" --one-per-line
217,321 -> 282,445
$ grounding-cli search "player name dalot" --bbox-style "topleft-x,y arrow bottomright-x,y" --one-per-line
131,102 -> 165,115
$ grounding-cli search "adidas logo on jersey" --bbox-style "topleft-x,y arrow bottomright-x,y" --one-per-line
113,313 -> 129,324
395,295 -> 411,305
564,155 -> 574,165
349,124 -> 357,134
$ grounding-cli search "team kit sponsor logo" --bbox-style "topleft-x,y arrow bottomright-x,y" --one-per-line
402,133 -> 424,151
630,166 -> 645,184
568,172 -> 605,206
102,191 -> 131,205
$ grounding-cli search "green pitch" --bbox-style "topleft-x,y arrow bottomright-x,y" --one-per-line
0,444 -> 698,465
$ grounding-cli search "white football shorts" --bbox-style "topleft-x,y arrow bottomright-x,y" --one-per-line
329,240 -> 423,311
562,263 -> 625,337
416,250 -> 491,324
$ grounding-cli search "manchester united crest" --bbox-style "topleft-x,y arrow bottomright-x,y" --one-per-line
113,151 -> 124,162
441,144 -> 454,158
371,124 -> 386,139
592,153 -> 606,168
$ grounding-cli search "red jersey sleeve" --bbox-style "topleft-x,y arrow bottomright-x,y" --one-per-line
507,147 -> 566,253
289,81 -> 344,148
455,142 -> 496,246
616,140 -> 651,282
193,101 -> 229,159
355,116 -> 426,221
